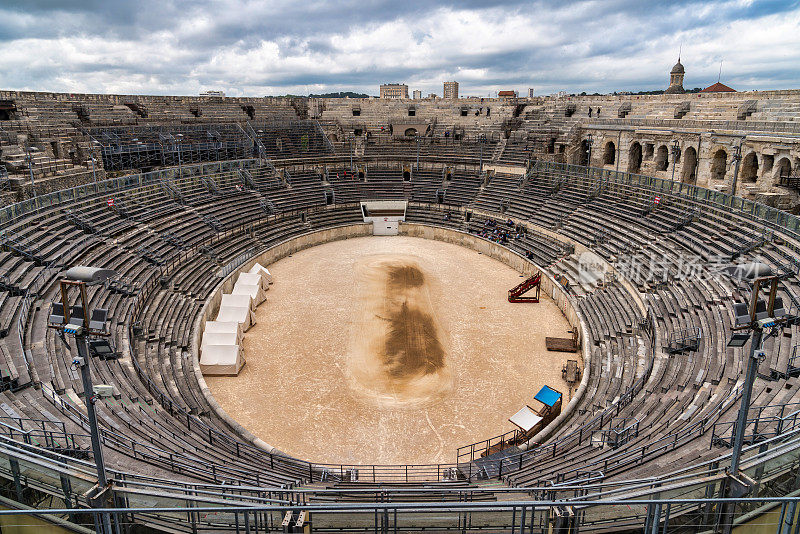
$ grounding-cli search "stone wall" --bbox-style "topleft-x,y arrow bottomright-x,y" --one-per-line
2,87 -> 799,208
580,127 -> 800,209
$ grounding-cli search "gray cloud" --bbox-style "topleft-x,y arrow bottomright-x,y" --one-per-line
0,0 -> 798,96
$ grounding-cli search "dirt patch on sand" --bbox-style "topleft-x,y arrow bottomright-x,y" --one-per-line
347,256 -> 453,407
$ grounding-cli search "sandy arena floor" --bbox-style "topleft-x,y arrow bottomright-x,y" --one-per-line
205,236 -> 577,465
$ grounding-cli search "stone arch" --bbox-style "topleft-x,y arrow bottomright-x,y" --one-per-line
655,145 -> 669,171
741,152 -> 758,183
682,147 -> 698,185
578,139 -> 591,166
404,128 -> 418,137
776,157 -> 792,183
628,142 -> 643,173
710,149 -> 727,181
602,141 -> 616,165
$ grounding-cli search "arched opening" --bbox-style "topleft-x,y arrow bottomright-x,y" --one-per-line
578,139 -> 590,166
741,152 -> 759,183
404,128 -> 417,137
327,133 -> 338,143
711,150 -> 727,181
682,147 -> 698,185
655,145 -> 669,171
628,142 -> 642,173
403,170 -> 411,181
602,141 -> 616,165
777,157 -> 792,182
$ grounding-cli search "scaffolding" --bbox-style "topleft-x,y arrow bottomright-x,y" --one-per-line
248,119 -> 334,160
88,123 -> 254,171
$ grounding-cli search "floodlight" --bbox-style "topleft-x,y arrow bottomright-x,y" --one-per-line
728,332 -> 751,348
733,302 -> 751,327
88,308 -> 109,331
772,296 -> 786,318
89,339 -> 117,360
48,302 -> 65,325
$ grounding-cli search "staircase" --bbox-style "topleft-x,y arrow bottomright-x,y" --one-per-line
491,137 -> 507,162
508,273 -> 541,303
737,100 -> 758,120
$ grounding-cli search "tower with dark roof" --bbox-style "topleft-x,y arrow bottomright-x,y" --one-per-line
665,58 -> 686,94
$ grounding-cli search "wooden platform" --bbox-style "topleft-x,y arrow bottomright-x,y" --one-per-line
545,336 -> 578,352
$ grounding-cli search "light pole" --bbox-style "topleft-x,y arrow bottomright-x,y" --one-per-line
478,134 -> 487,175
415,134 -> 421,171
48,266 -> 117,534
25,146 -> 36,197
670,139 -> 680,183
586,134 -> 593,167
726,262 -> 787,473
585,134 -> 594,181
176,133 -> 183,178
90,155 -> 98,185
729,142 -> 743,196
723,262 -> 792,533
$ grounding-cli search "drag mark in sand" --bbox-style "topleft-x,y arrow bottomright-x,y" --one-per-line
347,255 -> 453,407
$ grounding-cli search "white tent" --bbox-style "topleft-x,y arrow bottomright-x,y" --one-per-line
216,305 -> 256,331
221,293 -> 255,312
203,321 -> 243,343
200,344 -> 245,376
201,332 -> 240,349
237,272 -> 269,291
232,283 -> 266,305
249,262 -> 274,284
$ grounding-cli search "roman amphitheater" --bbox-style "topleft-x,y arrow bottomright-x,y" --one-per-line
0,77 -> 800,532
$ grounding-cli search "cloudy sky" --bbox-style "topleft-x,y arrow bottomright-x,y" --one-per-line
1,0 -> 799,97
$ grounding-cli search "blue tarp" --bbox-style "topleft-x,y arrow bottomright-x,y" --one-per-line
534,385 -> 562,407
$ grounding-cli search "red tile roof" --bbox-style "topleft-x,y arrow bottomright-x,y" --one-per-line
700,82 -> 736,93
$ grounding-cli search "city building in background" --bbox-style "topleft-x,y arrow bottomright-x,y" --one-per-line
443,81 -> 459,99
380,83 -> 409,99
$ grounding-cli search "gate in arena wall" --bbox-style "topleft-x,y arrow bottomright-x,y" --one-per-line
360,200 -> 407,235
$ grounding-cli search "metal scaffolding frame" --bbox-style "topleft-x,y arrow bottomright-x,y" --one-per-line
87,123 -> 254,171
